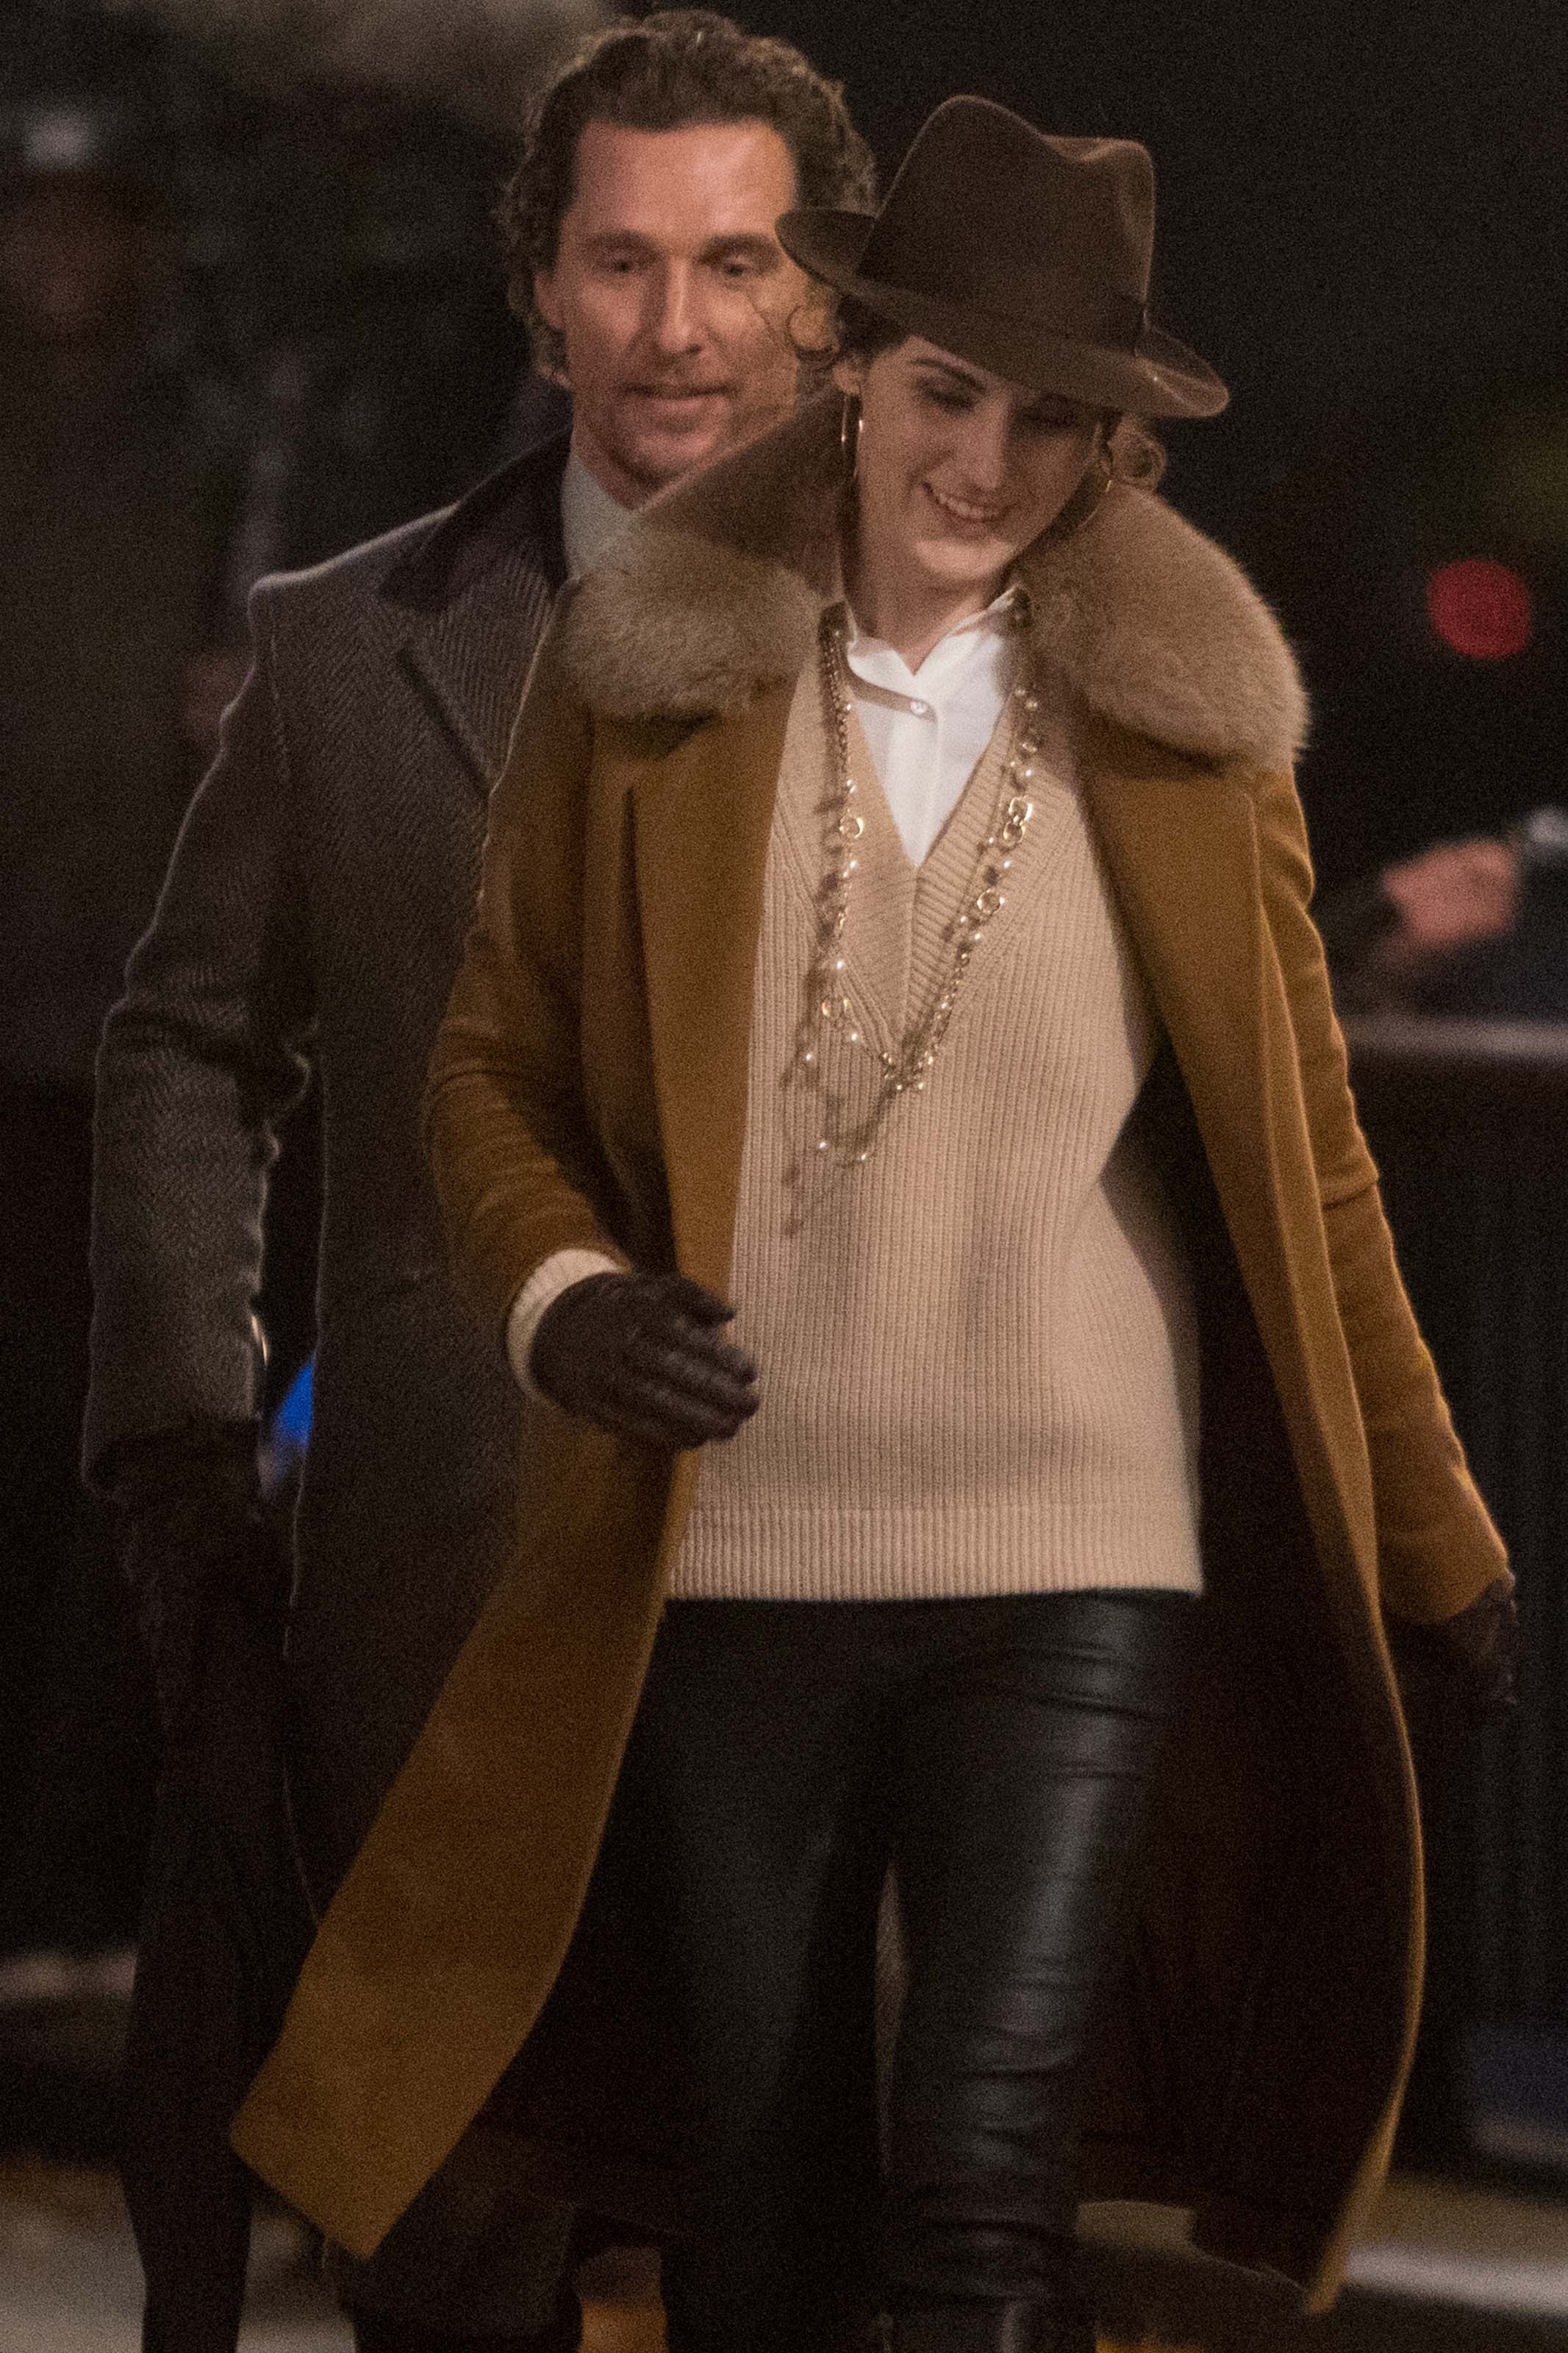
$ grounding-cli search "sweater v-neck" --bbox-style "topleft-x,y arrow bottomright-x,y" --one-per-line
775,661 -> 1078,1060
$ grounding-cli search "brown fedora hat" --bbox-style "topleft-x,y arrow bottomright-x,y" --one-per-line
778,96 -> 1227,421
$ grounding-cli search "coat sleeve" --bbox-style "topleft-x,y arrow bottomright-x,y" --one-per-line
423,613 -> 629,1360
1253,766 -> 1509,1625
84,582 -> 315,1485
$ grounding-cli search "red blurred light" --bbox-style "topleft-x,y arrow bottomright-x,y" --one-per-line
1426,558 -> 1534,660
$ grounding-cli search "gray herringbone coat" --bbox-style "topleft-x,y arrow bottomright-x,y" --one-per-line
87,433 -> 568,1900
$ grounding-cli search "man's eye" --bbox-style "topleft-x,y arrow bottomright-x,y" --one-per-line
716,255 -> 761,279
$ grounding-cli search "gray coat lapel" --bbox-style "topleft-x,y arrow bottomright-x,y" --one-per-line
395,556 -> 557,790
382,434 -> 570,794
1081,740 -> 1272,1245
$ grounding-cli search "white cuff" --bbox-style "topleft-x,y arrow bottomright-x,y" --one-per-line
505,1250 -> 623,1402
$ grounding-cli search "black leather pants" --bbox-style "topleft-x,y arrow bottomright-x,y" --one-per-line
609,1590 -> 1195,2352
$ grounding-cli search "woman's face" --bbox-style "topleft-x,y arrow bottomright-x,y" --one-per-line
834,336 -> 1103,604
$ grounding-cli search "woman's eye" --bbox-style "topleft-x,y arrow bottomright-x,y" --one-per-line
919,385 -> 973,413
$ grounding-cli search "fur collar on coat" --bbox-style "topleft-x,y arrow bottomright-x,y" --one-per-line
558,390 -> 1307,771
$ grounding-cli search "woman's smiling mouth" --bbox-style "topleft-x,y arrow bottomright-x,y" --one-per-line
923,481 -> 1009,528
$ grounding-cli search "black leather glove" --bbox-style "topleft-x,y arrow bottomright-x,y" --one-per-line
530,1270 -> 760,1450
109,1423 -> 286,1746
1387,1574 -> 1519,1736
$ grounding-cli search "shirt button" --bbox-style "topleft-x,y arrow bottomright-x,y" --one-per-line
910,699 -> 931,717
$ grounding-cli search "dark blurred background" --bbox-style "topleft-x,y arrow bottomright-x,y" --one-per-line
3,0 -> 1567,2210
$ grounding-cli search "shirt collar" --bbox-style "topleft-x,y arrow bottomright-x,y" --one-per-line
562,450 -> 636,579
840,579 -> 1028,702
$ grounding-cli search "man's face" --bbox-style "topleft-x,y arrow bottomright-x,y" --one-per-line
534,117 -> 815,507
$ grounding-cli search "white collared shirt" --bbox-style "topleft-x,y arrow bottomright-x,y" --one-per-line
840,583 -> 1025,867
561,449 -> 635,579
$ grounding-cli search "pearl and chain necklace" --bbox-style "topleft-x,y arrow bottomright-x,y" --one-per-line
794,604 -> 1042,1167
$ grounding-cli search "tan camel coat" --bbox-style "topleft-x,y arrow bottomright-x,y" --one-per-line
232,396 -> 1507,2309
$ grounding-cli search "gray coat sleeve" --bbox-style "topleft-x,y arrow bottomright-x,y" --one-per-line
85,584 -> 315,1485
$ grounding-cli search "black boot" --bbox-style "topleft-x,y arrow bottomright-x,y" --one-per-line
351,2284 -> 582,2353
875,2299 -> 1095,2353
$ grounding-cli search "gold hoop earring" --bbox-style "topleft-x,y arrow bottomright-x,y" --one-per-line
840,393 -> 862,484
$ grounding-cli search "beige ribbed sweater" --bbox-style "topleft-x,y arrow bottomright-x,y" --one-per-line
670,653 -> 1203,1601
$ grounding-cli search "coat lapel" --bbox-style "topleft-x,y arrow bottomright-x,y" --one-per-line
1082,735 -> 1282,1310
1083,732 -> 1369,1581
394,556 -> 557,793
382,435 -> 570,795
631,682 -> 795,1295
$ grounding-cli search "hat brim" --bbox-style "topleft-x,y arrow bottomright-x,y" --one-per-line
779,208 -> 1228,422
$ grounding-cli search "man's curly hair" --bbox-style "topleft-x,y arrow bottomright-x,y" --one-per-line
499,9 -> 876,377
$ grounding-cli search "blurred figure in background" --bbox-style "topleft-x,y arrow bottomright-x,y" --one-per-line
1320,810 -> 1568,1017
1320,833 -> 1521,1009
0,88 -> 247,1978
1243,371 -> 1568,1022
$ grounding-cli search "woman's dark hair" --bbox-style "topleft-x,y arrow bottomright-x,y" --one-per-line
827,292 -> 1166,490
830,292 -> 906,368
500,9 -> 877,375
